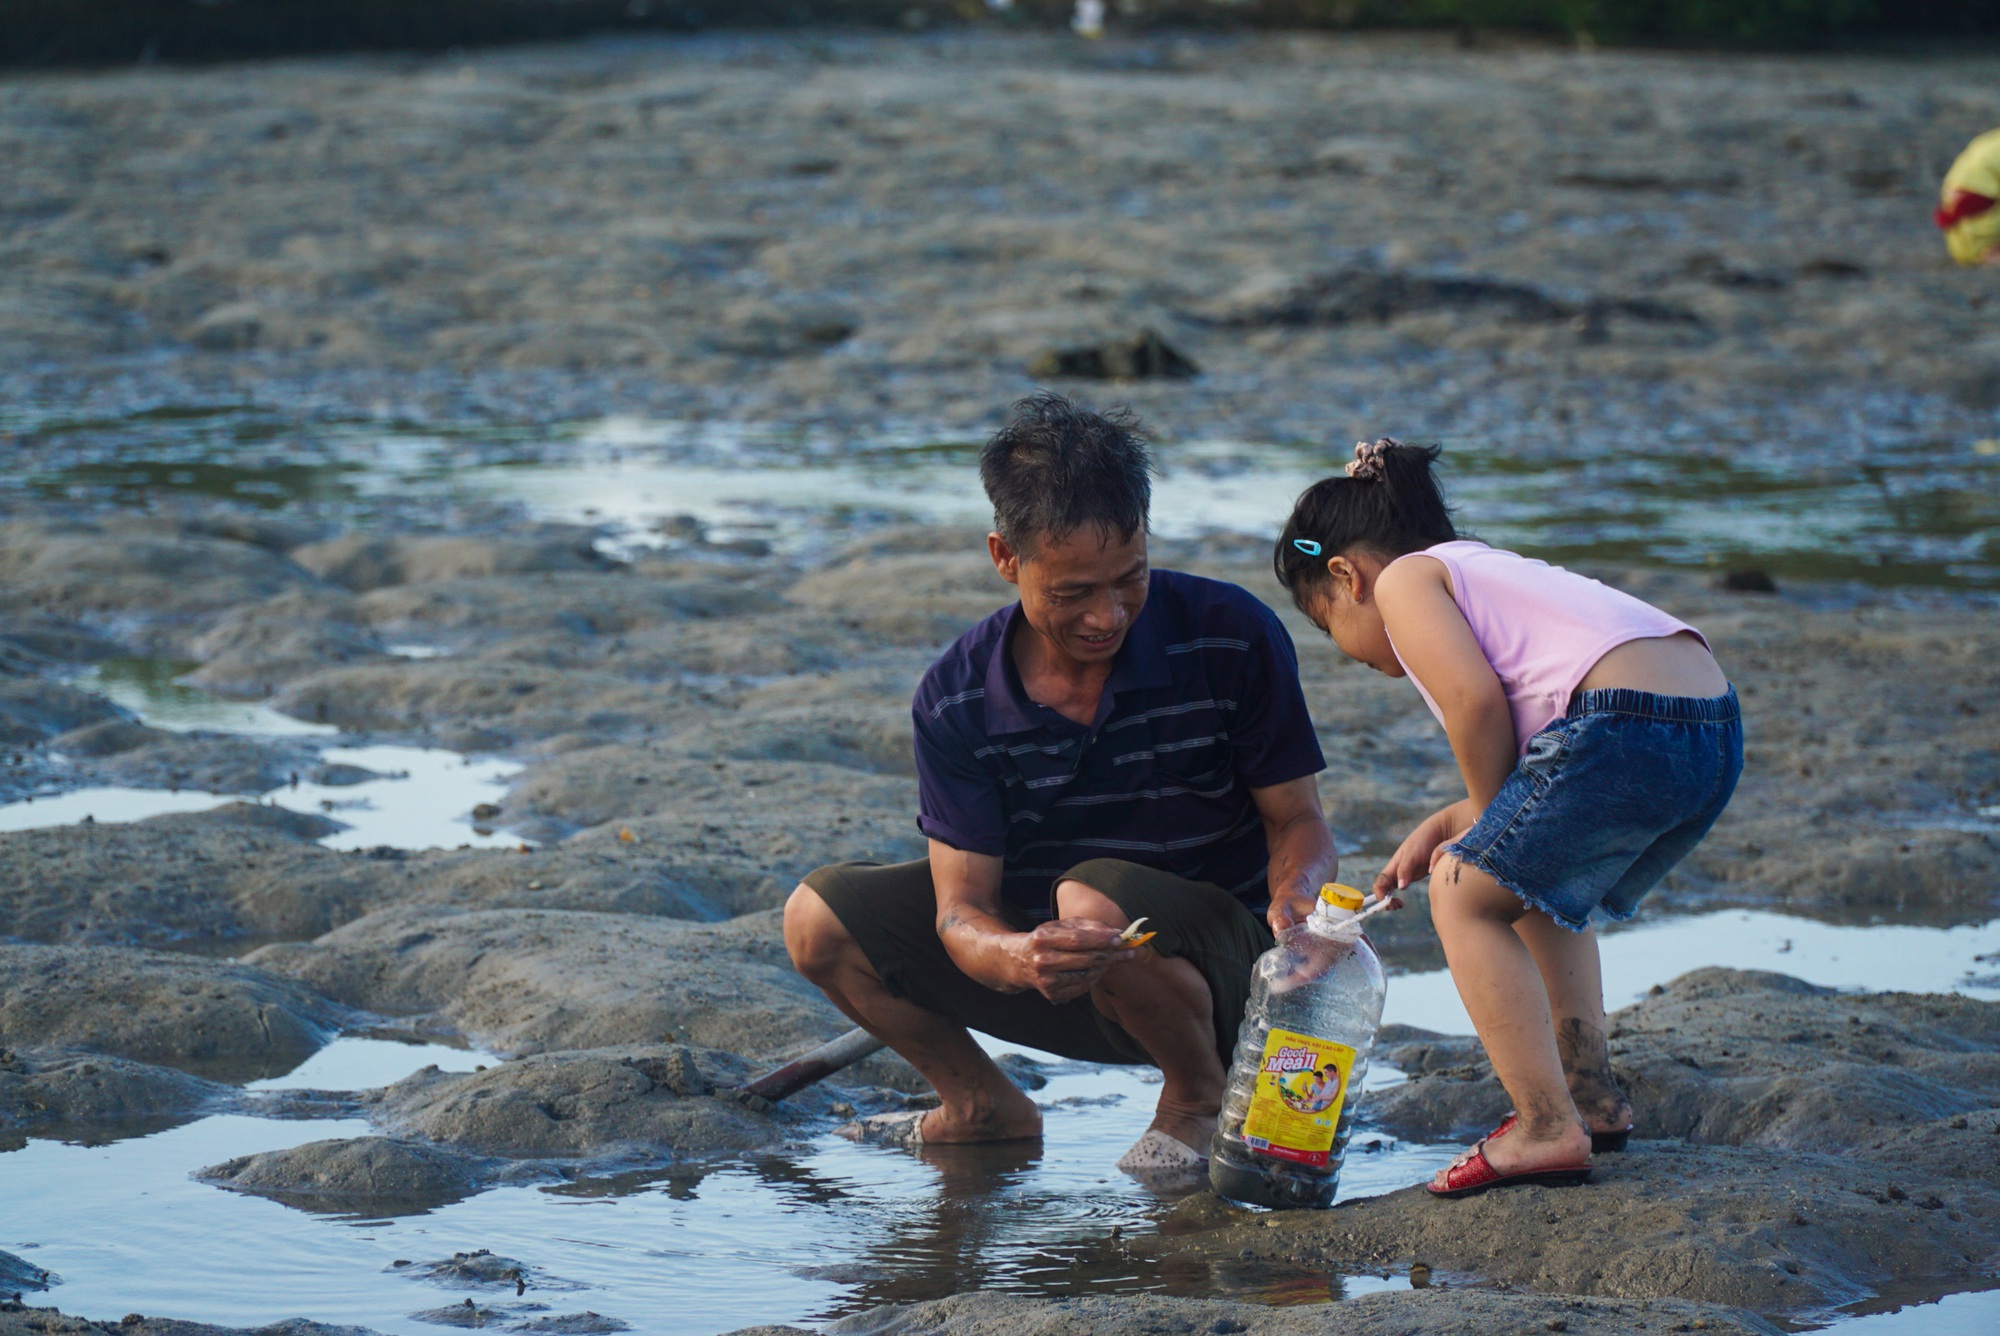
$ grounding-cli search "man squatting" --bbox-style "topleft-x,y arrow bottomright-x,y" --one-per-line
785,394 -> 1338,1171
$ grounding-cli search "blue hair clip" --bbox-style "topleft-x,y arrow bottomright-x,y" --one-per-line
1292,539 -> 1323,557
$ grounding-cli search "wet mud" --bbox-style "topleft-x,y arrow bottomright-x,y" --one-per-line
724,1289 -> 1781,1335
0,25 -> 1997,1336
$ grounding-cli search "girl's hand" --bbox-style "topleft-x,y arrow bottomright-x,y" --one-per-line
1373,802 -> 1471,895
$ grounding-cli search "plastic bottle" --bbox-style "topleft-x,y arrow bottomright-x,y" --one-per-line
1208,882 -> 1387,1210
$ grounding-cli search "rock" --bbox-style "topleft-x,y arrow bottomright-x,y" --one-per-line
373,1045 -> 793,1159
248,906 -> 847,1059
404,1251 -> 536,1289
0,945 -> 347,1082
0,1250 -> 56,1293
1152,1140 -> 2000,1315
408,1303 -> 505,1329
1368,970 -> 2000,1158
506,1317 -> 627,1334
200,1137 -> 483,1217
0,1045 -> 228,1143
740,1289 -> 1782,1335
1028,329 -> 1198,380
707,299 -> 855,358
1719,568 -> 1779,593
1202,269 -> 1702,334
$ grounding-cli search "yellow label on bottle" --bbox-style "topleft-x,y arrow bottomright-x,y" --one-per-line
1241,1026 -> 1357,1167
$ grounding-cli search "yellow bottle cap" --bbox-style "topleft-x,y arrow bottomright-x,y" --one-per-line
1318,883 -> 1365,912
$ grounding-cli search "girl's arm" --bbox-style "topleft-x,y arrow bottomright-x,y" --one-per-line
1372,558 -> 1516,890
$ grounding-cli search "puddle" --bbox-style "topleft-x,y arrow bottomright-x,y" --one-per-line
1383,909 -> 2000,1035
244,1035 -> 495,1093
6,660 -> 523,851
0,748 -> 522,851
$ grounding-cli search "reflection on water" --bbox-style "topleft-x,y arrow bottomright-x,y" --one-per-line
7,404 -> 1999,589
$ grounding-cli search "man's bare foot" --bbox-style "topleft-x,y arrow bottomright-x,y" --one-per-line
916,1085 -> 1044,1143
1432,1117 -> 1589,1189
1147,1090 -> 1220,1155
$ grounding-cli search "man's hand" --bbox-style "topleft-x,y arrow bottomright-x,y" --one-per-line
1012,918 -> 1136,1004
1251,775 -> 1340,937
1374,801 -> 1473,897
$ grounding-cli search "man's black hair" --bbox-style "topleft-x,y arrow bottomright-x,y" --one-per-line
1273,442 -> 1458,611
979,392 -> 1153,557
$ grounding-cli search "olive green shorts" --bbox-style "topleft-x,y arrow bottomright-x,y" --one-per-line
801,857 -> 1274,1067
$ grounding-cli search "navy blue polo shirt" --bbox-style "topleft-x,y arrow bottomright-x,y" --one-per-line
912,569 -> 1326,919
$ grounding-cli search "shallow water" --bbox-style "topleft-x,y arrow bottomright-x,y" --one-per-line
1386,908 -> 2000,1036
7,914 -> 1997,1335
8,404 -> 2000,589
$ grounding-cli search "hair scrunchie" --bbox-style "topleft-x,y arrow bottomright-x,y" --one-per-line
1345,437 -> 1400,481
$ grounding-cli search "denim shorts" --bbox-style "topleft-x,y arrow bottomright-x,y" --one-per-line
1441,687 -> 1743,932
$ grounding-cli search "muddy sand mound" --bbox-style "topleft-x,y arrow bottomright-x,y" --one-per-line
370,1044 -> 797,1160
729,1288 -> 1778,1336
0,519 -> 323,654
290,532 -> 612,593
200,1136 -> 485,1217
0,796 -> 850,948
53,723 -> 312,796
247,905 -> 845,1059
0,945 -> 347,1082
0,1046 -> 229,1144
0,1304 -> 387,1336
1369,969 -> 2000,1162
1159,1138 -> 2000,1316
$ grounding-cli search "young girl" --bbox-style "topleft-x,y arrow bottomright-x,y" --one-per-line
1274,439 -> 1742,1198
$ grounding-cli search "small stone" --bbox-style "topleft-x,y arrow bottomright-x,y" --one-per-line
1546,1321 -> 1567,1332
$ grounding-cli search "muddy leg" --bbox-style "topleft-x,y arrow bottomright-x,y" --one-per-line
1513,913 -> 1633,1134
783,884 -> 1042,1143
1054,878 -> 1224,1153
1427,855 -> 1591,1179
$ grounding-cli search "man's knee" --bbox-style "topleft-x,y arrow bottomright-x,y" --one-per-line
783,882 -> 855,983
1053,876 -> 1129,929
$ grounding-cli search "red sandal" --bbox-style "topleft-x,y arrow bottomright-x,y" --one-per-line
1426,1140 -> 1593,1198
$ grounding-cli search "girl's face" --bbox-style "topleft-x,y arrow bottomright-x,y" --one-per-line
1301,549 -> 1404,677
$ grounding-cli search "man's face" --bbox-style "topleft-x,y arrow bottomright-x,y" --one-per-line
989,525 -> 1149,667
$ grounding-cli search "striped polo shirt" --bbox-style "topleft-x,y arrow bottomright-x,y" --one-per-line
912,569 -> 1325,919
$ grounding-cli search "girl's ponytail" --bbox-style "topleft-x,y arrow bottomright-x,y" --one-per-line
1273,439 -> 1457,610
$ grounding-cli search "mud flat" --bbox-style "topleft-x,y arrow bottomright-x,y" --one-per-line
3,30 -> 1998,436
0,510 -> 1995,1327
0,26 -> 1997,1333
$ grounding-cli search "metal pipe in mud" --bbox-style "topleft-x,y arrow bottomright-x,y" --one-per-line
739,1026 -> 885,1103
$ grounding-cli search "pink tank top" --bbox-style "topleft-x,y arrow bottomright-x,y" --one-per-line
1385,541 -> 1705,754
